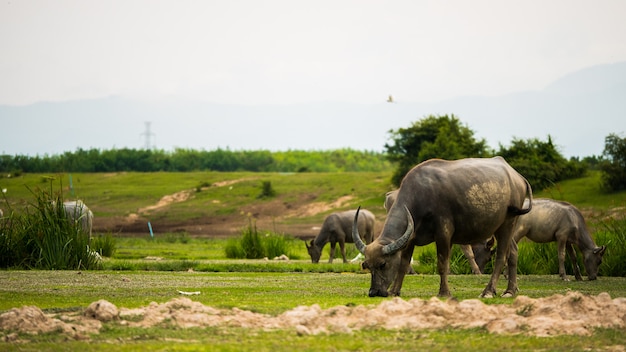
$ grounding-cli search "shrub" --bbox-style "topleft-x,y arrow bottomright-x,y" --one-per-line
258,181 -> 276,198
0,179 -> 100,269
92,233 -> 117,257
0,212 -> 29,268
225,219 -> 298,259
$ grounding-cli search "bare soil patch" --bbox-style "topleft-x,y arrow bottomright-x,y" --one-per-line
96,180 -> 362,239
2,292 -> 625,340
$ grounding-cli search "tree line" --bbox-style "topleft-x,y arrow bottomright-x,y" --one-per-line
2,114 -> 624,192
384,115 -> 625,192
0,148 -> 392,174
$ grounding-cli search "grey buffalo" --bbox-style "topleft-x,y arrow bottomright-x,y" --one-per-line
62,200 -> 94,238
306,209 -> 375,263
353,157 -> 532,298
510,198 -> 605,281
385,190 -> 493,274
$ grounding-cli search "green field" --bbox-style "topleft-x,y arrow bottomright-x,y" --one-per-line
1,171 -> 626,350
2,170 -> 624,225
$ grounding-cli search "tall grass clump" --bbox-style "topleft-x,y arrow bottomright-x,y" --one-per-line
0,178 -> 100,269
92,233 -> 117,257
0,211 -> 29,268
225,219 -> 298,259
516,241 -> 560,275
595,217 -> 626,277
414,244 -> 475,274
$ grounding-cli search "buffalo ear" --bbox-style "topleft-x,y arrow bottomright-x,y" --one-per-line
594,246 -> 606,256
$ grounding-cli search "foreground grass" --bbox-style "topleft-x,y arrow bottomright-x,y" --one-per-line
1,270 -> 625,351
1,271 -> 625,313
6,326 -> 625,352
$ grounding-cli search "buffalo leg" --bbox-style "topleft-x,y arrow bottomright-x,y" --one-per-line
566,243 -> 583,281
328,242 -> 336,263
389,245 -> 415,296
557,240 -> 569,280
460,244 -> 481,275
481,222 -> 516,298
339,241 -> 347,263
436,241 -> 452,297
502,239 -> 518,297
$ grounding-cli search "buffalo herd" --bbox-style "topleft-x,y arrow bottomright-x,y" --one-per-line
306,157 -> 607,298
25,157 -> 607,299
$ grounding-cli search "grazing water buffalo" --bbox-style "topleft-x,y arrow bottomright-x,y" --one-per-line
306,209 -> 375,263
353,157 -> 532,298
385,190 -> 493,274
510,198 -> 605,281
62,200 -> 94,238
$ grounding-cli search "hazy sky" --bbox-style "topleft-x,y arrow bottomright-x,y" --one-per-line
2,0 -> 626,106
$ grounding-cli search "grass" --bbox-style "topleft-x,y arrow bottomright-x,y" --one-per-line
1,270 -> 625,314
1,271 -> 625,351
536,170 -> 626,209
0,171 -> 394,224
8,326 -> 626,352
2,171 -> 626,350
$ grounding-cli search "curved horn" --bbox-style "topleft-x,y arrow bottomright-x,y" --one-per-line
352,206 -> 367,254
382,205 -> 414,255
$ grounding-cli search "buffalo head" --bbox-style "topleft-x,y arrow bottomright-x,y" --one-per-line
584,245 -> 606,280
352,206 -> 414,297
305,240 -> 322,263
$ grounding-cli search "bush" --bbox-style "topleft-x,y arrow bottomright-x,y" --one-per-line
0,212 -> 28,268
92,233 -> 117,257
258,181 -> 276,199
224,219 -> 297,259
600,133 -> 626,192
0,179 -> 101,269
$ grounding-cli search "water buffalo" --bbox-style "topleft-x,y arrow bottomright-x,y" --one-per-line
306,209 -> 375,263
353,157 -> 532,298
385,190 -> 493,274
508,198 -> 605,281
62,200 -> 94,238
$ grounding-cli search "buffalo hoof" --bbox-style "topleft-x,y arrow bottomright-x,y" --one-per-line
480,290 -> 496,299
368,289 -> 388,298
501,291 -> 515,298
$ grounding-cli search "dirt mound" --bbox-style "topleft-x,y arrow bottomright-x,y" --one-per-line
2,292 -> 625,339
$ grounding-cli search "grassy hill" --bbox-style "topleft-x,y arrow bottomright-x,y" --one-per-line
1,170 -> 624,238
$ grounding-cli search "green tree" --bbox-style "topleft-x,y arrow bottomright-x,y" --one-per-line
497,136 -> 586,191
384,114 -> 490,186
600,133 -> 626,192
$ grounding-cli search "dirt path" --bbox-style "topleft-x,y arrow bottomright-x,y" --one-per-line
105,178 -> 361,238
2,291 -> 625,340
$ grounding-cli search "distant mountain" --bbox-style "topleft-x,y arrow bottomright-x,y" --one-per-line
2,62 -> 625,158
